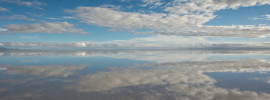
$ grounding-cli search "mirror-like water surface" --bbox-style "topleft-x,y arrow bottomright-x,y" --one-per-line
1,50 -> 270,100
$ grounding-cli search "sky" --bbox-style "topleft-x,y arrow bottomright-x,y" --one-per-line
1,0 -> 270,49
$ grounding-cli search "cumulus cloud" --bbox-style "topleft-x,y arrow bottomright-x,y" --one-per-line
1,22 -> 88,34
0,6 -> 8,11
68,7 -> 214,29
165,0 -> 270,15
66,60 -> 270,100
68,0 -> 270,37
3,64 -> 86,77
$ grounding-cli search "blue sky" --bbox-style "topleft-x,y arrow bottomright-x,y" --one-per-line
1,0 -> 270,48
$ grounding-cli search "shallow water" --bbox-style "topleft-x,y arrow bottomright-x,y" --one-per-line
1,50 -> 270,100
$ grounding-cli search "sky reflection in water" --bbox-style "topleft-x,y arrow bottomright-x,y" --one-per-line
0,50 -> 270,100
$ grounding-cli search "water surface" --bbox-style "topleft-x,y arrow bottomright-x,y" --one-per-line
1,50 -> 270,100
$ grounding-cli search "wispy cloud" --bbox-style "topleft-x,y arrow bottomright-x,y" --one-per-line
252,14 -> 270,20
141,0 -> 162,7
47,16 -> 75,20
0,15 -> 35,21
1,22 -> 88,34
20,35 -> 39,39
0,0 -> 46,9
0,6 -> 8,11
265,15 -> 270,19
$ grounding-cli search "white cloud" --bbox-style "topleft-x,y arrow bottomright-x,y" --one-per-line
252,14 -> 270,20
135,25 -> 270,37
68,0 -> 270,37
75,42 -> 87,47
68,7 -> 214,30
141,0 -> 162,7
121,0 -> 131,2
47,18 -> 60,20
105,35 -> 210,46
265,15 -> 270,19
47,16 -> 75,20
0,0 -> 46,9
100,4 -> 121,10
0,28 -> 7,32
0,6 -> 8,11
0,15 -> 35,21
141,0 -> 161,4
1,22 -> 88,34
263,14 -> 270,20
212,0 -> 270,9
20,35 -> 39,39
252,77 -> 270,84
165,0 -> 270,15
62,16 -> 74,19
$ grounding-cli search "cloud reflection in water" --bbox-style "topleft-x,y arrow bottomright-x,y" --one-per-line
1,50 -> 270,100
66,60 -> 270,100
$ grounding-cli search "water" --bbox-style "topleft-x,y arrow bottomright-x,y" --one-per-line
1,50 -> 270,100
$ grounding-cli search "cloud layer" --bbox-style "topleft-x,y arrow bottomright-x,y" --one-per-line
1,22 -> 88,34
67,0 -> 270,37
1,0 -> 270,37
135,25 -> 270,38
68,7 -> 214,30
1,35 -> 270,49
